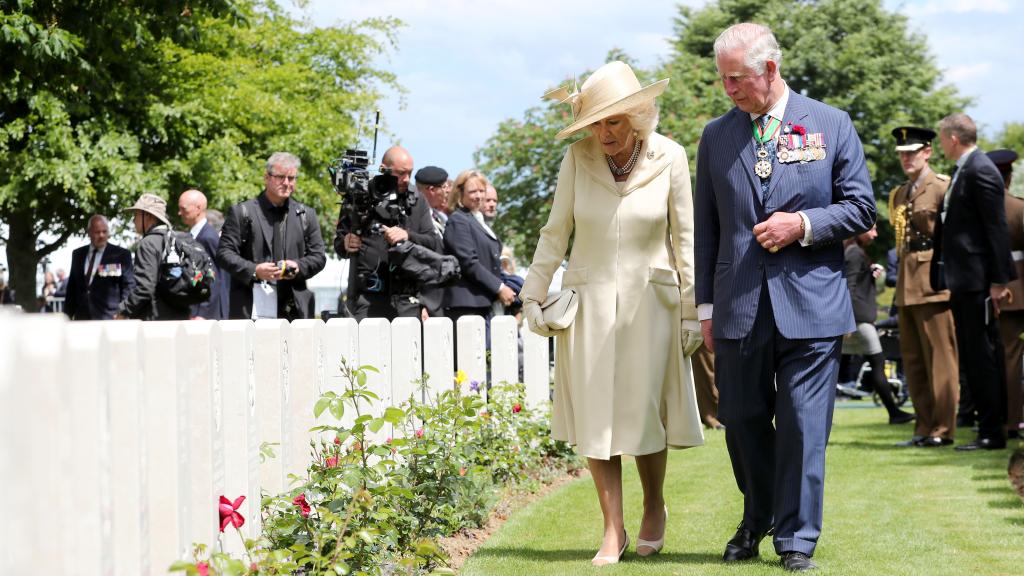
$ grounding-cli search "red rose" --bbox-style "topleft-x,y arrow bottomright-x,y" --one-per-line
512,403 -> 522,413
293,493 -> 311,517
325,455 -> 338,468
333,436 -> 341,446
218,495 -> 246,532
197,562 -> 209,576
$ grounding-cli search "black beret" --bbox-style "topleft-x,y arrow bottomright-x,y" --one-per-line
987,149 -> 1018,172
414,165 -> 448,186
891,126 -> 936,151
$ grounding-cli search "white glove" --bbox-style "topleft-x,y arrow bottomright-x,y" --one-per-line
681,319 -> 703,357
523,300 -> 556,337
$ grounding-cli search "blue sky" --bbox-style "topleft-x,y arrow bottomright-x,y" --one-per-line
298,0 -> 1024,177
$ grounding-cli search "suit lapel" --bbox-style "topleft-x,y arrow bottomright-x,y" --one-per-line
766,93 -> 809,202
723,109 -> 761,204
621,137 -> 670,194
576,138 -> 619,195
252,199 -> 274,255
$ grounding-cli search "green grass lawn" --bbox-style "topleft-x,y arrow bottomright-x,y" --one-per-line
461,403 -> 1024,576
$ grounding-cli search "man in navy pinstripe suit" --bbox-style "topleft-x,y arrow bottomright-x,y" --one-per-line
694,23 -> 875,572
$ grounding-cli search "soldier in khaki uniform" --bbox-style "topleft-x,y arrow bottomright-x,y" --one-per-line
990,149 -> 1024,438
889,126 -> 960,447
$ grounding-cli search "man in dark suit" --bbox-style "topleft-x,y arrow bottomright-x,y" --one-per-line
335,146 -> 442,321
694,23 -> 875,572
933,114 -> 1015,451
178,189 -> 226,320
64,214 -> 134,320
217,152 -> 327,321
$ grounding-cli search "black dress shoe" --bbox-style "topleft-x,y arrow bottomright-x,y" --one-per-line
722,523 -> 771,561
955,437 -> 1007,451
895,436 -> 925,447
781,552 -> 817,571
888,411 -> 916,425
918,436 -> 954,447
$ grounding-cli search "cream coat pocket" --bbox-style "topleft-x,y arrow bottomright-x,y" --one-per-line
649,266 -> 680,308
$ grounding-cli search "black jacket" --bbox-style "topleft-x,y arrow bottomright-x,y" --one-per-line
443,208 -> 503,309
844,243 -> 877,324
932,148 -> 1016,293
191,221 -> 227,320
334,188 -> 441,299
217,193 -> 327,320
65,242 -> 134,320
117,225 -> 190,321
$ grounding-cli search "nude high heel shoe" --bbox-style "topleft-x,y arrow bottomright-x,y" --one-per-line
636,506 -> 668,557
591,531 -> 629,567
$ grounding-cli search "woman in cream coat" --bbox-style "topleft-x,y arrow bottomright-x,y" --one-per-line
521,61 -> 704,566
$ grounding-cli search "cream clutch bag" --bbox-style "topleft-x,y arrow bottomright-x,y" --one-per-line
540,289 -> 579,330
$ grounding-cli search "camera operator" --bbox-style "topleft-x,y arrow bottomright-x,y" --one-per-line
335,145 -> 442,320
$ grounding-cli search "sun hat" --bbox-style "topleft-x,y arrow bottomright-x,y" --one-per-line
544,61 -> 669,140
124,193 -> 171,227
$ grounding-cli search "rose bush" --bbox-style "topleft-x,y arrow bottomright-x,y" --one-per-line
172,362 -> 581,575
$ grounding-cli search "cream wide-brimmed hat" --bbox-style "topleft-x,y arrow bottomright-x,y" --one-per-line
124,193 -> 172,227
544,61 -> 669,140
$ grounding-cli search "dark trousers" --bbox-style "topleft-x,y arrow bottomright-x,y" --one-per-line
715,283 -> 840,557
950,290 -> 1007,440
350,292 -> 421,321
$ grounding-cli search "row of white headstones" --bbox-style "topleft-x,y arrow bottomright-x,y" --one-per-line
0,312 -> 551,576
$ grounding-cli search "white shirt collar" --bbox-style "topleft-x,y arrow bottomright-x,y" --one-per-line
748,84 -> 791,123
189,217 -> 207,239
955,145 -> 977,168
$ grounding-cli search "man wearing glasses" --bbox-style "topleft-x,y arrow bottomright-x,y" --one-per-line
218,151 -> 327,321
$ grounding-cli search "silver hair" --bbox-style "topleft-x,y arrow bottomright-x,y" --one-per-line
624,99 -> 660,138
938,113 -> 977,145
87,214 -> 109,231
714,22 -> 782,75
266,152 -> 301,174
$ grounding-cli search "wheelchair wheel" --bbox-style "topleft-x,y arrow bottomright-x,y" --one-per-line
872,378 -> 909,407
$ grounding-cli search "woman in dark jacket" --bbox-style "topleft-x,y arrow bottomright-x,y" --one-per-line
843,225 -> 914,423
442,170 -> 516,323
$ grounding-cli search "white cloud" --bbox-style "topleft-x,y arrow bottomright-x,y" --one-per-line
945,61 -> 994,82
903,0 -> 1011,17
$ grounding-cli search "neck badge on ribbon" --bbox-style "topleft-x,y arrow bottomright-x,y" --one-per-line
752,116 -> 781,179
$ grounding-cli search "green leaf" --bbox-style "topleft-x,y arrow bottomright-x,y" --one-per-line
368,417 -> 385,433
313,397 -> 330,418
383,406 -> 405,423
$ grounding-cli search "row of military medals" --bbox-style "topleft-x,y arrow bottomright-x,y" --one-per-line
778,127 -> 826,164
753,118 -> 828,180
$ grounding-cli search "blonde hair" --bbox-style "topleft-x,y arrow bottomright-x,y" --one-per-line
448,169 -> 491,212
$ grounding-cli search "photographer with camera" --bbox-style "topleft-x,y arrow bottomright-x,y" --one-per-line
217,152 -> 327,321
335,146 -> 443,320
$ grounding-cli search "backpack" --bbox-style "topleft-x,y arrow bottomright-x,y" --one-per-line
158,230 -> 216,306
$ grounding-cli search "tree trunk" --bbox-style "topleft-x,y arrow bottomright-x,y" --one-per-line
5,212 -> 41,312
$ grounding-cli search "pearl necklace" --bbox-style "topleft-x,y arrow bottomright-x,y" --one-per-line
606,138 -> 642,176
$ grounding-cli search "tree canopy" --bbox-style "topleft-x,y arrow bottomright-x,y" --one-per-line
477,0 -> 971,262
0,0 -> 400,309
